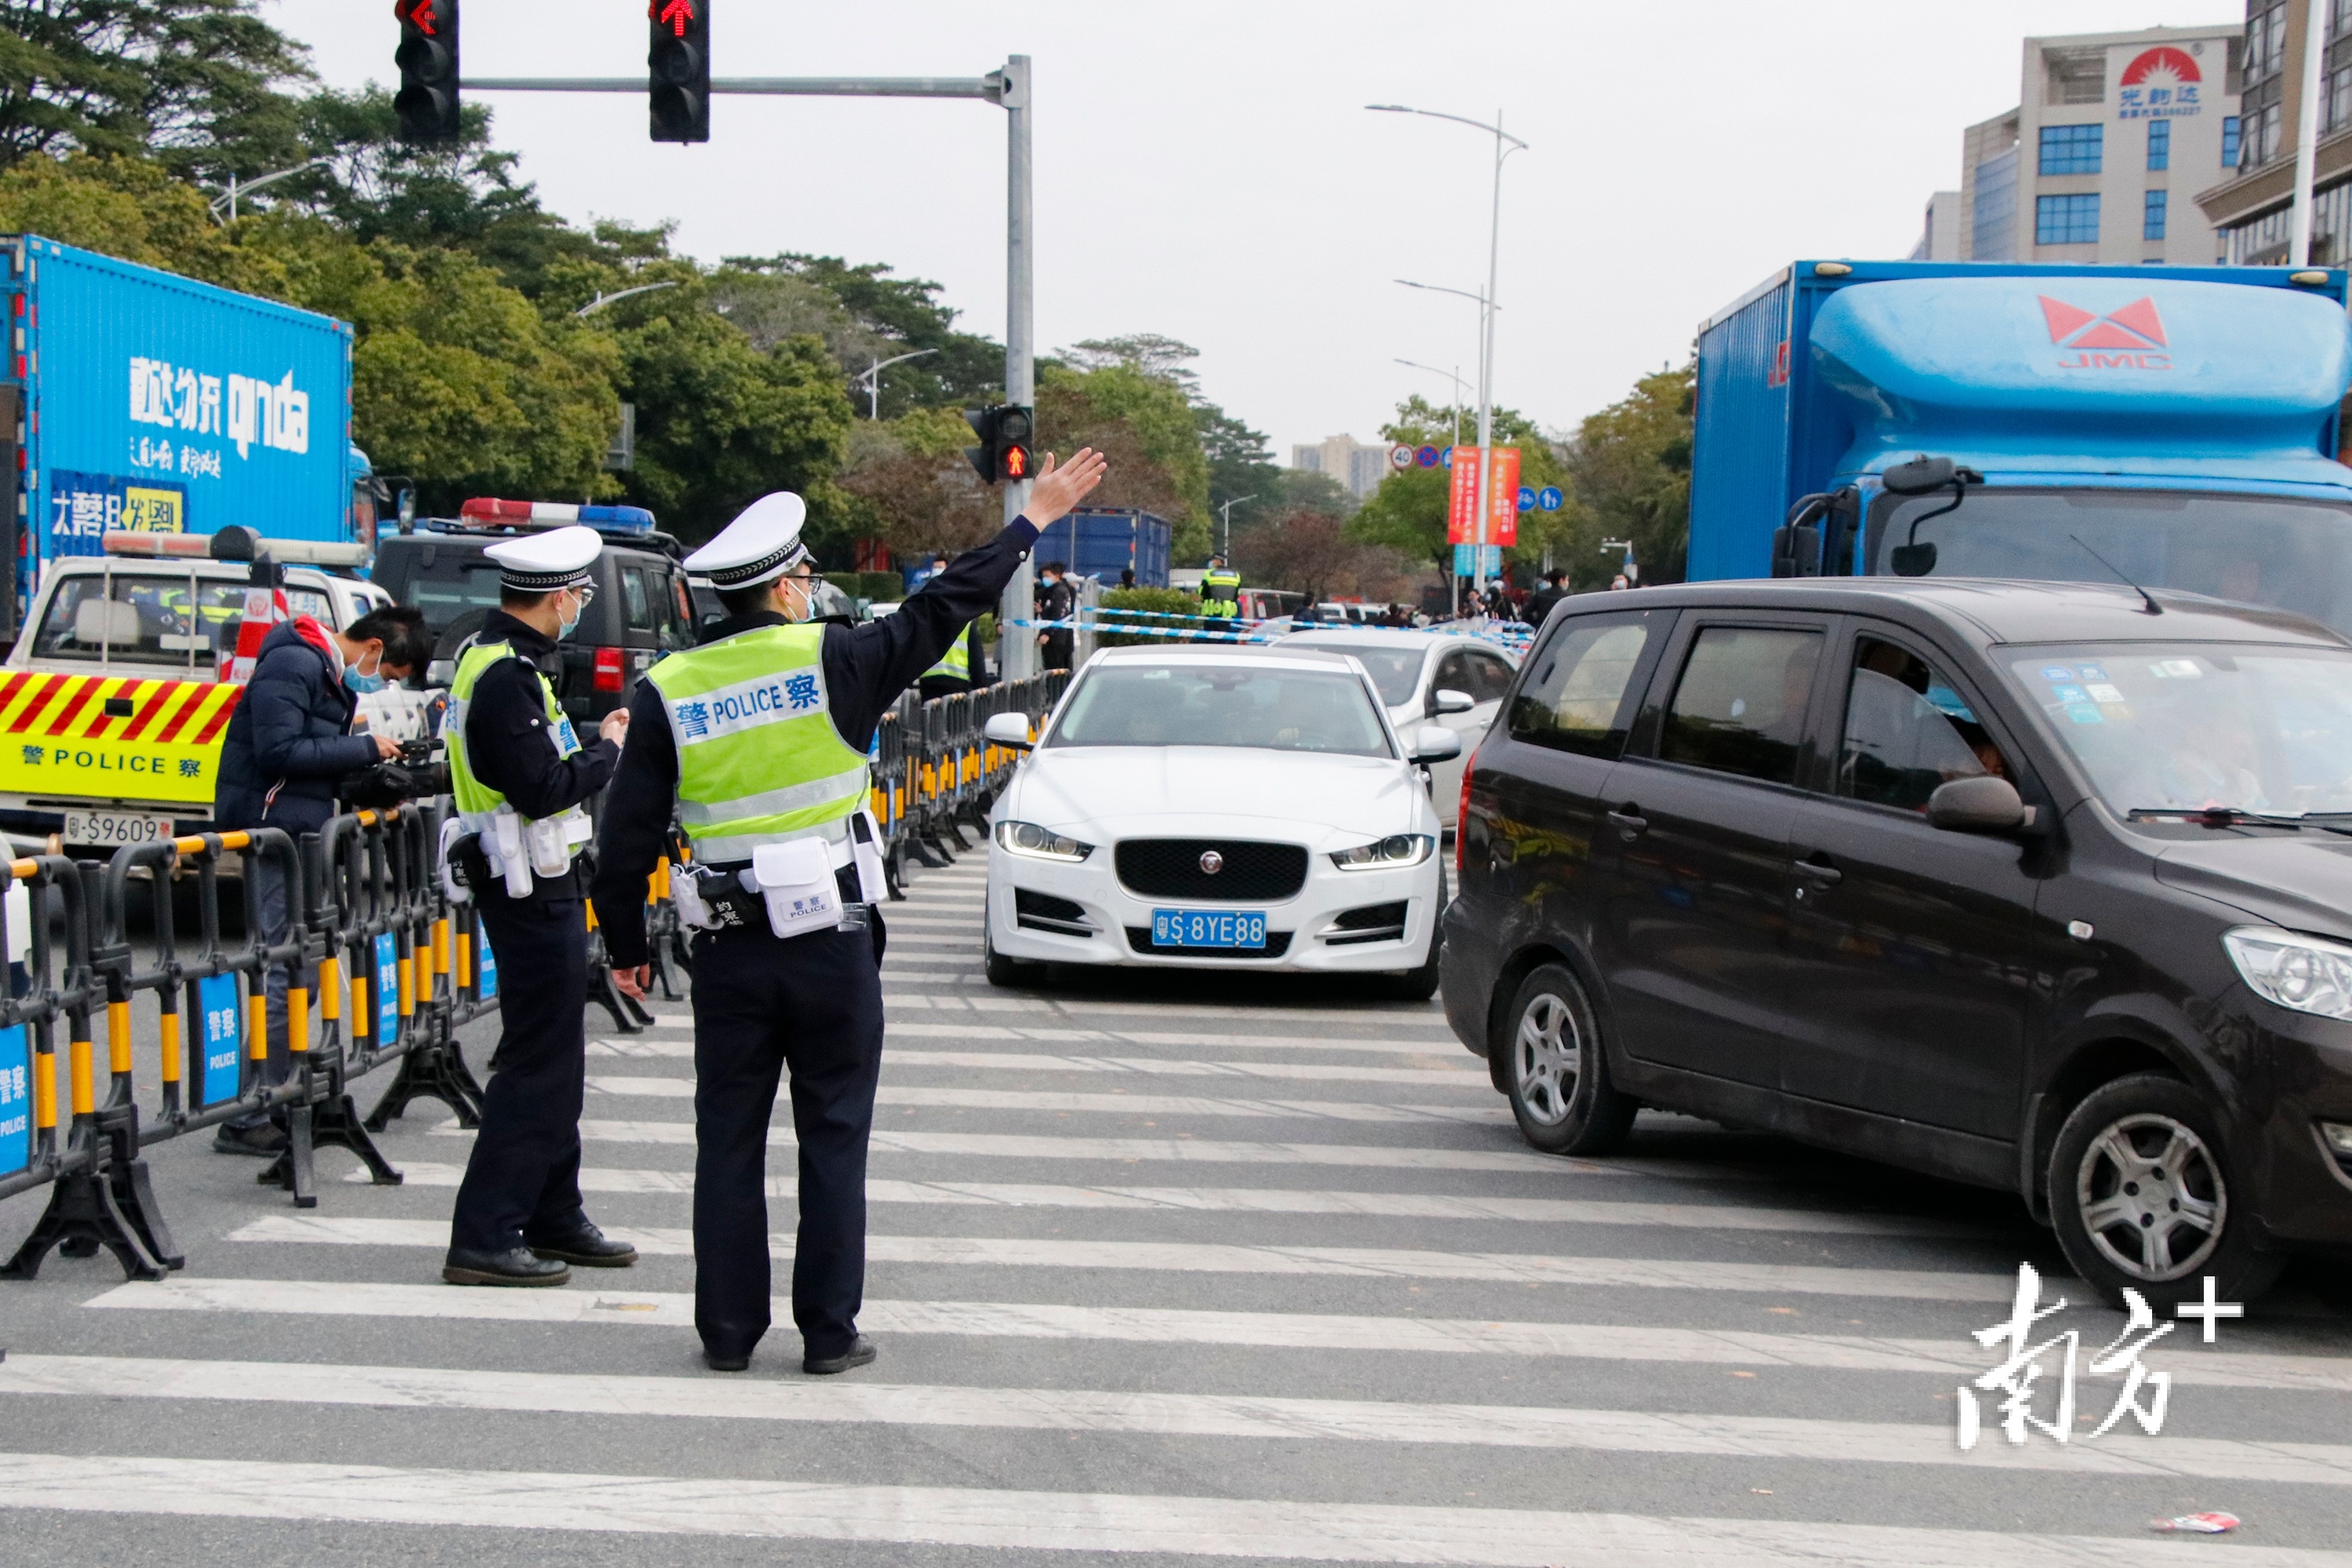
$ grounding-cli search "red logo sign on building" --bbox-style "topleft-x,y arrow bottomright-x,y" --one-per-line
2039,296 -> 2172,371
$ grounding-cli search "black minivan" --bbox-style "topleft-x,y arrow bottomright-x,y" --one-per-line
1443,577 -> 2352,1308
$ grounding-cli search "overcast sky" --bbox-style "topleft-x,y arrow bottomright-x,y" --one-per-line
259,0 -> 2231,459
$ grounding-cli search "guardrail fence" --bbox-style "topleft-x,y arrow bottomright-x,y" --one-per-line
0,673 -> 1065,1280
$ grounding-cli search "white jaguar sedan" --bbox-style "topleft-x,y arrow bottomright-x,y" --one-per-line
979,645 -> 1460,996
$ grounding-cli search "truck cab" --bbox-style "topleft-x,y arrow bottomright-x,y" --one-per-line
1690,261 -> 2352,637
0,531 -> 406,851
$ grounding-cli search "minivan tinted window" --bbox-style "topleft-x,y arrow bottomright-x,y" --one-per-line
1839,637 -> 2005,811
1660,626 -> 1820,785
1507,614 -> 1653,758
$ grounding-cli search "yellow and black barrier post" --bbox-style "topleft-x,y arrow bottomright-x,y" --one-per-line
0,853 -> 172,1281
354,802 -> 488,1134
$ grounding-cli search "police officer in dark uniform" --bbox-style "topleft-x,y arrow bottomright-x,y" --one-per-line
592,448 -> 1107,1374
442,525 -> 638,1287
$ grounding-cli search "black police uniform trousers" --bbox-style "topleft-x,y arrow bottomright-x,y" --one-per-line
689,894 -> 884,1363
448,884 -> 592,1253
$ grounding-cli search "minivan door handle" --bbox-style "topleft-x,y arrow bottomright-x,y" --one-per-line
1791,857 -> 1842,885
1606,806 -> 1648,841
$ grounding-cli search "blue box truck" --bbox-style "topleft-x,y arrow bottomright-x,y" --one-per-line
1,234 -> 376,635
1033,506 -> 1173,587
1688,260 -> 2352,634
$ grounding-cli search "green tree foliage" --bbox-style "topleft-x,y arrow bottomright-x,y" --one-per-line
837,407 -> 1000,560
0,147 -> 275,289
721,253 -> 1004,417
1197,405 -> 1280,539
0,0 -> 310,181
1036,361 -> 1212,559
1096,586 -> 1200,648
1567,365 -> 1694,586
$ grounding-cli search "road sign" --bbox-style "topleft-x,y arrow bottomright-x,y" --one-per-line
1388,444 -> 1414,470
1453,543 -> 1501,576
1414,445 -> 1440,468
1538,485 -> 1563,512
1440,446 -> 1454,467
1516,485 -> 1536,513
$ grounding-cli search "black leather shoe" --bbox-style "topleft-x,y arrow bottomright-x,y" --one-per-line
803,1335 -> 877,1375
704,1348 -> 751,1373
443,1246 -> 570,1287
524,1223 -> 637,1268
212,1123 -> 287,1157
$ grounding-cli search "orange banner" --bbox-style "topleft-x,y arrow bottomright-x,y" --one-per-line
1446,447 -> 1520,546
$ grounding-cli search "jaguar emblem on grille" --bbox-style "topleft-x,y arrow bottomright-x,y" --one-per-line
1199,850 -> 1224,874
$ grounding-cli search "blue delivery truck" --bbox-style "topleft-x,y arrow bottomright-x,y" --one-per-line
0,234 -> 378,636
1032,505 -> 1174,587
1687,260 -> 2352,634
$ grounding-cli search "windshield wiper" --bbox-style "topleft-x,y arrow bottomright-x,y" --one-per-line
2127,806 -> 2352,837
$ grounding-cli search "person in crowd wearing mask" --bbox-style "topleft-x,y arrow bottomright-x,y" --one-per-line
1523,567 -> 1570,630
212,601 -> 431,1156
440,526 -> 633,1287
1036,561 -> 1076,671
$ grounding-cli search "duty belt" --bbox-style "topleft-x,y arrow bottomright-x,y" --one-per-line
686,863 -> 871,932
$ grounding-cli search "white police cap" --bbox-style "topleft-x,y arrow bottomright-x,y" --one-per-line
684,492 -> 809,590
485,524 -> 601,593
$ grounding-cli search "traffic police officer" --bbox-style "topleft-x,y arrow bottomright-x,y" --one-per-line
442,524 -> 637,1287
1200,554 -> 1242,621
592,448 -> 1107,1375
916,555 -> 985,702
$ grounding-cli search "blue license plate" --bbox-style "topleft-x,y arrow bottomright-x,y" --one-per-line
1151,909 -> 1266,949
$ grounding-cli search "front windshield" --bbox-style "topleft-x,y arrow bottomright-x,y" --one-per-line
2004,644 -> 2352,817
1875,490 -> 2352,637
1282,641 -> 1421,706
1048,663 -> 1393,757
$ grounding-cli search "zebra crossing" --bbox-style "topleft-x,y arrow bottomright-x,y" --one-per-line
2,857 -> 2348,1563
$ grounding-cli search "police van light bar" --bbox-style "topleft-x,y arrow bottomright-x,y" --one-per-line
103,530 -> 370,568
461,498 -> 657,532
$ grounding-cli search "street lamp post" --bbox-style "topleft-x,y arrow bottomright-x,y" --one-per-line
1370,105 -> 1527,606
209,157 -> 336,223
1394,358 -> 1467,447
1218,494 -> 1258,561
857,348 -> 939,419
575,279 -> 680,318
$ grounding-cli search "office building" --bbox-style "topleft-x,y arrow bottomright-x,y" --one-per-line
1911,191 -> 1964,260
2197,1 -> 2352,264
1951,24 -> 2243,264
1291,435 -> 1389,499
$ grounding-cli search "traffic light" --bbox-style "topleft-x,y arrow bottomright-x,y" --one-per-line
392,0 -> 461,144
965,405 -> 1035,485
649,0 -> 710,144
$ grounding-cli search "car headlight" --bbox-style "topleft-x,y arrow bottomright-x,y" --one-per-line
994,820 -> 1093,862
2223,927 -> 2352,1019
1330,834 -> 1435,870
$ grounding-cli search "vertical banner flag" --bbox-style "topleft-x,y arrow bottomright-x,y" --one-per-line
1447,447 -> 1522,547
196,972 -> 241,1109
375,931 -> 401,1047
1446,448 -> 1481,544
1487,447 -> 1521,547
0,1022 -> 28,1174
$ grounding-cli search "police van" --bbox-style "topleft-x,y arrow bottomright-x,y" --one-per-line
372,499 -> 698,731
0,528 -> 410,854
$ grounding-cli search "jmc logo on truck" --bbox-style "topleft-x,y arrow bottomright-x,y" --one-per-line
2042,295 -> 2172,372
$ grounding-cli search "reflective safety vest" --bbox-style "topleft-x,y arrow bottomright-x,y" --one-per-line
1201,568 -> 1241,619
924,628 -> 971,684
644,622 -> 869,864
447,641 -> 591,843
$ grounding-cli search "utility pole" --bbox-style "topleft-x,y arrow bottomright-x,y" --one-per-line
2292,0 -> 2328,266
466,57 -> 1039,674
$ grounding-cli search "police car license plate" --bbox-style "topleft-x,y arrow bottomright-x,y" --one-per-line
63,809 -> 175,849
1151,909 -> 1266,949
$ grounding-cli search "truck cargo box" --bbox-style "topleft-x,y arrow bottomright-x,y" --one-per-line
1033,506 -> 1173,587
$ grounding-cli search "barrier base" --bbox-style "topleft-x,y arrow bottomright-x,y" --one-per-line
1,1132 -> 182,1283
264,1078 -> 403,1206
908,836 -> 952,869
365,1037 -> 486,1131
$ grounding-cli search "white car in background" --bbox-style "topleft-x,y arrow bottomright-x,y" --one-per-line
1272,628 -> 1520,828
980,646 -> 1460,996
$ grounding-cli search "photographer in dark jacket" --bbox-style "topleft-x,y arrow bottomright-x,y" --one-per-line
211,604 -> 431,1155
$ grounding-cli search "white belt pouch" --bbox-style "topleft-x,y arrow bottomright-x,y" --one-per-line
751,838 -> 842,939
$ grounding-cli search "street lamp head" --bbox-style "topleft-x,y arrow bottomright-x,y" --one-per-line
1365,104 -> 1412,113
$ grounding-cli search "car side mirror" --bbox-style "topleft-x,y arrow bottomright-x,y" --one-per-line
1410,725 -> 1463,764
982,712 -> 1035,749
1926,775 -> 2031,833
1429,688 -> 1475,716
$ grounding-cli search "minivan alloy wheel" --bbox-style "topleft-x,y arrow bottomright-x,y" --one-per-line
2074,1112 -> 2225,1281
1513,994 -> 1578,1127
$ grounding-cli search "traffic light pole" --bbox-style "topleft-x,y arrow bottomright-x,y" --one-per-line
469,56 -> 1038,677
